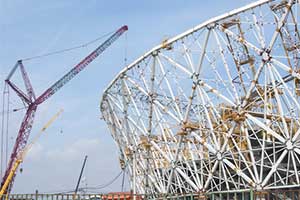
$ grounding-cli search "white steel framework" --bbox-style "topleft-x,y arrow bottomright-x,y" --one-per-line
100,0 -> 300,196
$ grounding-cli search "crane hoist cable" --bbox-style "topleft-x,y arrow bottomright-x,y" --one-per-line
22,30 -> 115,62
2,25 -> 128,194
1,82 -> 10,180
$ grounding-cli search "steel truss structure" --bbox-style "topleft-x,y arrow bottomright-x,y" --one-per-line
101,0 -> 300,196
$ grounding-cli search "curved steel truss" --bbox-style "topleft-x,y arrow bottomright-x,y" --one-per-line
101,0 -> 300,195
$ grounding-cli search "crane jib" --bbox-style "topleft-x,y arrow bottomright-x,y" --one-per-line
36,27 -> 127,105
0,25 -> 127,194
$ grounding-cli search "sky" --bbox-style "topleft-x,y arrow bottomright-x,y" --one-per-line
0,0 -> 255,194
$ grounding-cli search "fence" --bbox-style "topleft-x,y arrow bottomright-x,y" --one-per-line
1,189 -> 300,200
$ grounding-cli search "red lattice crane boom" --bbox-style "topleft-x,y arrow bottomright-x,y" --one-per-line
1,25 -> 128,193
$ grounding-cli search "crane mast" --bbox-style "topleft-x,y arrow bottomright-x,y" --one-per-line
1,25 -> 128,193
0,109 -> 63,196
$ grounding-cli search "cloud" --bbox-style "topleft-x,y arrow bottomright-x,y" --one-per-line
2,0 -> 256,195
24,138 -> 102,163
46,138 -> 101,162
26,142 -> 44,161
14,137 -> 121,194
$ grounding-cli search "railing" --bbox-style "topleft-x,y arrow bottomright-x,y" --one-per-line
1,189 -> 300,200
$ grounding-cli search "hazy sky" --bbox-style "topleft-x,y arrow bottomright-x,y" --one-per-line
0,0 -> 254,194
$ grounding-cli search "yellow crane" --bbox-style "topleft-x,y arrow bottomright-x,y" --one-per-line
0,109 -> 64,196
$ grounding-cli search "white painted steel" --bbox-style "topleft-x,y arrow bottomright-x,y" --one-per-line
101,0 -> 300,196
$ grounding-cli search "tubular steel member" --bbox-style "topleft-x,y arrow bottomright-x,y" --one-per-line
101,0 -> 300,198
1,25 -> 128,194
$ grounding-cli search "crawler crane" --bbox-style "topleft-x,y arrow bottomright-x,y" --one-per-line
1,25 -> 128,193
